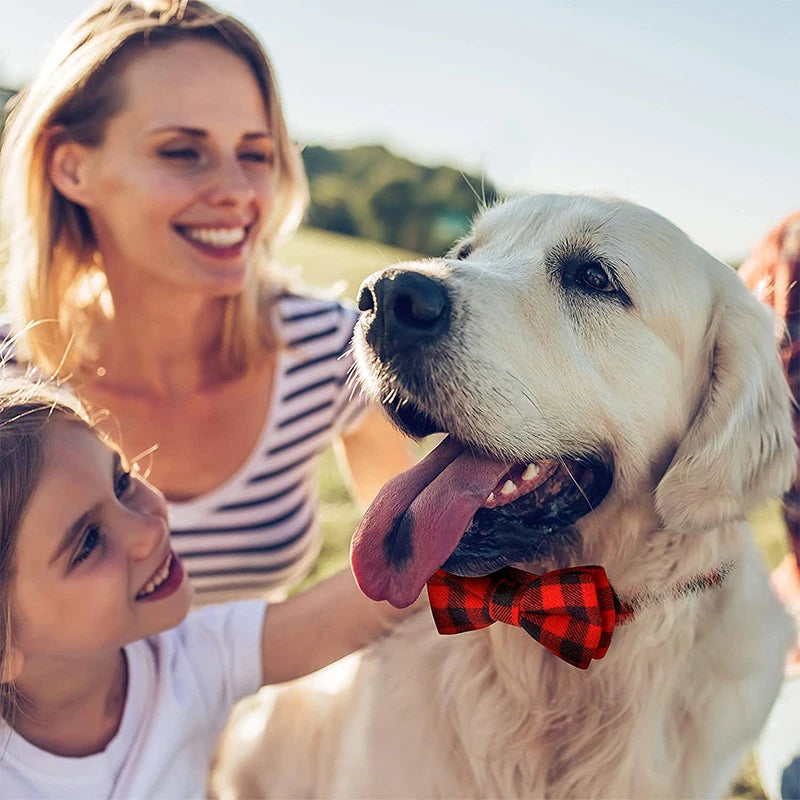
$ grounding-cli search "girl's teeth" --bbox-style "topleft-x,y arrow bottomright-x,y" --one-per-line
182,226 -> 246,247
139,556 -> 171,598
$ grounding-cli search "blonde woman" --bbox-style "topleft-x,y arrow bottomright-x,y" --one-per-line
0,0 -> 415,603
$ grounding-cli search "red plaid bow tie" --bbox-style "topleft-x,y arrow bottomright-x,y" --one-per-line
427,566 -> 633,670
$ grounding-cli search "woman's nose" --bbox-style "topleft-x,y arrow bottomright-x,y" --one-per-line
206,157 -> 258,207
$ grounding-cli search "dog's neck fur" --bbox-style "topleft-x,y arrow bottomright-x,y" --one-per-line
431,493 -> 751,798
574,487 -> 741,594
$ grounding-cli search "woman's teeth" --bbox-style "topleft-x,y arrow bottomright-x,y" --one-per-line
181,226 -> 247,247
137,554 -> 172,599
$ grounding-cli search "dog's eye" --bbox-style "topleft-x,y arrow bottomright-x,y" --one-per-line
577,262 -> 614,293
455,241 -> 473,261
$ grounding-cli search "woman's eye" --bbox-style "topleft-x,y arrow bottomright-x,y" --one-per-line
239,151 -> 272,163
73,525 -> 102,567
159,148 -> 199,160
578,263 -> 614,292
115,469 -> 132,499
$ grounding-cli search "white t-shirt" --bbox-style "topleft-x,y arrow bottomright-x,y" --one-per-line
0,600 -> 267,799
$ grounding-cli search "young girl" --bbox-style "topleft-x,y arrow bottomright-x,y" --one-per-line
0,378 -> 412,798
0,0 -> 415,604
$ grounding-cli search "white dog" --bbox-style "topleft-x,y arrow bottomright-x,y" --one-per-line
213,195 -> 796,799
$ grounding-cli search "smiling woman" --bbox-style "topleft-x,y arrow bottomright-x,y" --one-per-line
0,0 -> 416,605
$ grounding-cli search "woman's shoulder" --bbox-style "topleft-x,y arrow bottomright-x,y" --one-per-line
270,291 -> 359,342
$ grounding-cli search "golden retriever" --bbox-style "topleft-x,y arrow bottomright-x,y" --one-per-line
213,194 -> 796,799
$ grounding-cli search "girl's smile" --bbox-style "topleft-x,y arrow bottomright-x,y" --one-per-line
11,421 -> 193,664
135,551 -> 185,602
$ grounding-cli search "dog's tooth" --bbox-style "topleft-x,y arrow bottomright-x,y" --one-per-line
485,492 -> 495,504
501,480 -> 516,495
522,464 -> 540,482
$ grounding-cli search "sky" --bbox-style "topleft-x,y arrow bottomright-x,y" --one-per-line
1,0 -> 798,262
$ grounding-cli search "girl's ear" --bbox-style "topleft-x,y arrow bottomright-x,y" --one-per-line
48,129 -> 94,207
0,647 -> 23,684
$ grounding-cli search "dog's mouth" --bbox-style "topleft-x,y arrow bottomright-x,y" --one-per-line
350,400 -> 613,608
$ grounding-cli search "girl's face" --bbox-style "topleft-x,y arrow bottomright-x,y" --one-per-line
11,421 -> 192,665
57,38 -> 276,297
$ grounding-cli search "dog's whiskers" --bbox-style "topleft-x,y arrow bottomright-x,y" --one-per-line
559,457 -> 594,513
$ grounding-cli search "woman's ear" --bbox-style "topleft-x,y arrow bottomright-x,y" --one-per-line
1,647 -> 24,684
48,129 -> 94,207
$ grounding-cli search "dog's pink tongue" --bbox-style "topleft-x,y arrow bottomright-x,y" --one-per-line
351,436 -> 512,607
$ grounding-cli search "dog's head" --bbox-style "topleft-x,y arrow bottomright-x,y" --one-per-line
351,194 -> 796,607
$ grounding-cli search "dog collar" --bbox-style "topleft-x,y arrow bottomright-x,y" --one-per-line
427,561 -> 736,669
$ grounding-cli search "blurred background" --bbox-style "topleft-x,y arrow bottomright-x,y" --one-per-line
2,0 -> 798,265
1,3 -> 797,795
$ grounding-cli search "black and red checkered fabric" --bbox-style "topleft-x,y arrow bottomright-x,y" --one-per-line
427,565 -> 630,670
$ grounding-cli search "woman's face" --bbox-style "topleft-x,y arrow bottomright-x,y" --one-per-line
62,38 -> 277,297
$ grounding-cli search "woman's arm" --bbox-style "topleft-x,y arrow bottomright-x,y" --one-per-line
260,567 -> 417,685
336,408 -> 419,508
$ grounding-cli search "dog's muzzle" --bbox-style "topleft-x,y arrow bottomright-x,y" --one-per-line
358,269 -> 451,361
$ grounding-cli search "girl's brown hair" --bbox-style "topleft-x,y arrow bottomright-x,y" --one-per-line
0,376 -> 97,724
0,0 -> 308,378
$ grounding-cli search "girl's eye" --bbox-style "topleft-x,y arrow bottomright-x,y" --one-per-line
159,148 -> 199,160
578,262 -> 615,293
115,469 -> 132,499
72,525 -> 102,567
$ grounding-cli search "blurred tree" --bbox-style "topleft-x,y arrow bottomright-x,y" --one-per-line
301,143 -> 499,255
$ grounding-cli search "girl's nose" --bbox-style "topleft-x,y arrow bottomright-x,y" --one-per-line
126,479 -> 169,561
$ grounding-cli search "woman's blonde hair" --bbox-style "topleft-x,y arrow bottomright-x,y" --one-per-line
0,376 -> 97,725
0,0 -> 308,377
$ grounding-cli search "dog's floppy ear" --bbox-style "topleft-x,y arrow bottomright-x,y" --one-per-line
655,281 -> 797,531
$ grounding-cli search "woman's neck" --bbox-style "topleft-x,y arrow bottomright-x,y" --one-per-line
92,285 -> 232,399
11,648 -> 128,758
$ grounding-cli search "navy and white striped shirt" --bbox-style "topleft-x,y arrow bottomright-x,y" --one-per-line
169,295 -> 369,602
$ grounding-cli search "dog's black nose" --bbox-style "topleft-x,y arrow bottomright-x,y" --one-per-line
359,270 -> 451,354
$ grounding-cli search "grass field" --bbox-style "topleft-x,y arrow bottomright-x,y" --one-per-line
280,224 -> 789,799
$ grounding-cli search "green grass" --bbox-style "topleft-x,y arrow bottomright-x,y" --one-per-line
280,225 -> 789,799
278,225 -> 422,302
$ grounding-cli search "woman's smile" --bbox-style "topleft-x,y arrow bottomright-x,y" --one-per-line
173,221 -> 254,261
